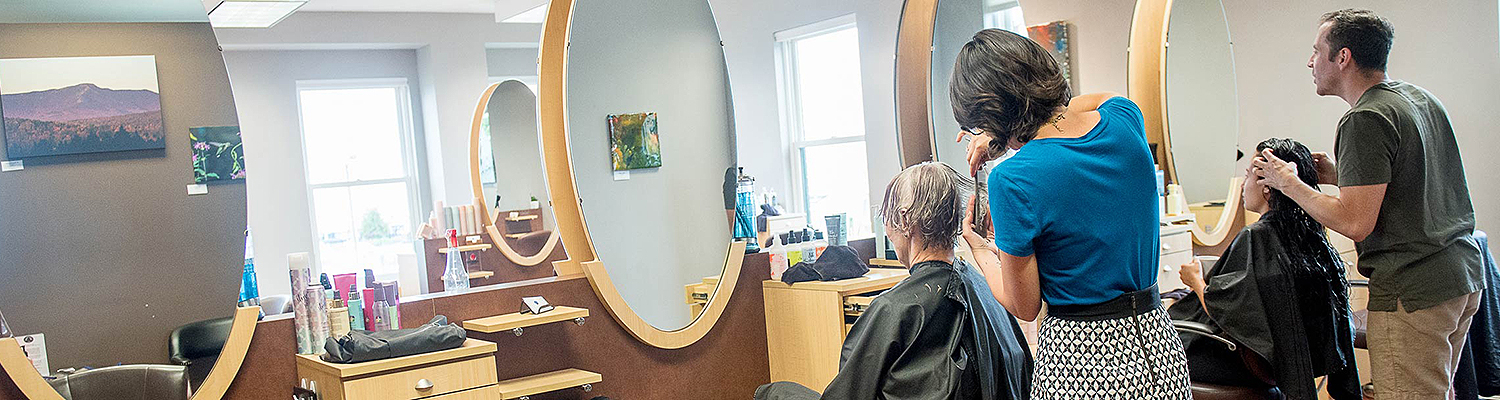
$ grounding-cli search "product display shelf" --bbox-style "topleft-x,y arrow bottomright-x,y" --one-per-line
504,215 -> 539,222
462,306 -> 589,336
467,271 -> 495,280
440,244 -> 493,254
494,368 -> 602,400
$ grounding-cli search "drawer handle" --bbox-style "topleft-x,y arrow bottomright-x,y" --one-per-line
1161,243 -> 1172,251
1161,264 -> 1171,272
415,379 -> 434,391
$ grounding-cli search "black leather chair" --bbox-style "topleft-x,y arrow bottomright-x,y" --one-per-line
1172,320 -> 1285,399
168,316 -> 233,392
48,364 -> 189,400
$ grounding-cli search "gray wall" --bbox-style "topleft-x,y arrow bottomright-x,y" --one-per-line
483,80 -> 550,229
930,0 -> 986,167
486,48 -> 539,78
220,49 -> 425,298
568,0 -> 736,329
0,22 -> 244,369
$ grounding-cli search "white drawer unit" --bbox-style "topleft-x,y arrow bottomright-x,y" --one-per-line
1158,225 -> 1195,293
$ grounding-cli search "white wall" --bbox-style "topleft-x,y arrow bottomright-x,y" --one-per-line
486,47 -> 539,78
223,49 -> 423,299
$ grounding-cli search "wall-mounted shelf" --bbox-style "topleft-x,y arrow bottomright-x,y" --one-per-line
505,215 -> 538,222
503,233 -> 528,239
462,306 -> 589,336
468,271 -> 495,280
440,244 -> 493,254
868,258 -> 903,268
495,368 -> 601,400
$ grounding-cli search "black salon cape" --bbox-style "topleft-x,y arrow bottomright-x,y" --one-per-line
1168,222 -> 1361,400
756,260 -> 1033,400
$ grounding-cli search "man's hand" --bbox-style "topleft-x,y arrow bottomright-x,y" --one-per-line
1312,152 -> 1337,185
956,130 -> 996,176
1252,148 -> 1305,191
1179,259 -> 1206,294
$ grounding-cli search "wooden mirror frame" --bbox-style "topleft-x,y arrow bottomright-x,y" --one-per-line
894,0 -> 941,168
469,81 -> 564,267
0,306 -> 259,400
536,0 -> 745,349
1128,0 -> 1244,249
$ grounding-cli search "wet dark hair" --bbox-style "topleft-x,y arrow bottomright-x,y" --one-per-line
949,29 -> 1071,157
1320,9 -> 1394,72
1254,138 -> 1350,341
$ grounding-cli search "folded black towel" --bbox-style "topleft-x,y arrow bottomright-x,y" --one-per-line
322,315 -> 467,363
781,245 -> 870,283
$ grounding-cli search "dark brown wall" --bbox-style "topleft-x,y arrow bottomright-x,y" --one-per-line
0,22 -> 245,369
2,254 -> 774,399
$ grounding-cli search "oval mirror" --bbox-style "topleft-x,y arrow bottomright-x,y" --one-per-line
468,80 -> 567,280
1161,0 -> 1244,246
539,0 -> 744,347
0,1 -> 257,399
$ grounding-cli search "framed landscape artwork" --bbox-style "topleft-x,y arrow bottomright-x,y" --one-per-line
0,55 -> 165,159
607,112 -> 661,171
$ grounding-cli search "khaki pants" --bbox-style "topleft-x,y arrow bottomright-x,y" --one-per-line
1368,290 -> 1482,400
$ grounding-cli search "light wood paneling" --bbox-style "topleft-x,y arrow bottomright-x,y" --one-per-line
763,287 -> 846,390
894,0 -> 940,167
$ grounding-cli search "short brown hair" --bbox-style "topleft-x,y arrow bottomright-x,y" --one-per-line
880,162 -> 973,250
949,29 -> 1071,155
1320,9 -> 1395,72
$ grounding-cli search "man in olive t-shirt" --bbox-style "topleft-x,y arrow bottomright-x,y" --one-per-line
1252,9 -> 1485,399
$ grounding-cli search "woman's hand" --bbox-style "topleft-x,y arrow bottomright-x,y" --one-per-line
955,130 -> 996,176
961,194 -> 995,255
1178,259 -> 1206,294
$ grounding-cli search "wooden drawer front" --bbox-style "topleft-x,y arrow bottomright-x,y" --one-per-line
1160,231 -> 1192,254
424,385 -> 500,400
1157,250 -> 1194,293
344,356 -> 497,400
844,295 -> 875,316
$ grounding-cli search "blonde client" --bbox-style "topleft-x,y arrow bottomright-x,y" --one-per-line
756,162 -> 1033,399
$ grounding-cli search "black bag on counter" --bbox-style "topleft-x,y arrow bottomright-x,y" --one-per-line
781,245 -> 870,284
322,315 -> 467,364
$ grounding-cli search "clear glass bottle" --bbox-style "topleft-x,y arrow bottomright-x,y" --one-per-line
442,229 -> 471,293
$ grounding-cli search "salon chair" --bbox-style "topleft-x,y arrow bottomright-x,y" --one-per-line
1172,320 -> 1285,399
48,364 -> 189,400
168,316 -> 233,392
259,294 -> 293,315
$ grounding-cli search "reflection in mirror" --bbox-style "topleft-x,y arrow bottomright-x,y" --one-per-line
0,0 -> 245,396
459,79 -> 567,292
566,0 -> 736,330
930,0 -> 1026,170
1164,0 -> 1239,207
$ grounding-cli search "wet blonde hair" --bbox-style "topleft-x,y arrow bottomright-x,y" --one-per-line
880,162 -> 974,250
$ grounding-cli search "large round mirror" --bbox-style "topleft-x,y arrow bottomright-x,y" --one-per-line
929,0 -> 1027,169
467,79 -> 567,283
0,1 -> 256,398
560,0 -> 737,332
1165,0 -> 1240,213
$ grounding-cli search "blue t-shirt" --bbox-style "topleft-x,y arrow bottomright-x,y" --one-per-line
987,97 -> 1160,306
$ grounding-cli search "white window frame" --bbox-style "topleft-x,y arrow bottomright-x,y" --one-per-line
774,14 -> 870,237
293,78 -> 423,275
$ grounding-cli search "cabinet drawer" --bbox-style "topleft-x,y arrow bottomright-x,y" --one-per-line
1157,251 -> 1194,293
1160,231 -> 1192,254
844,295 -> 875,316
344,356 -> 497,400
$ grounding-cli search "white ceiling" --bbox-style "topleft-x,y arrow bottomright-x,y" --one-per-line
199,0 -> 546,15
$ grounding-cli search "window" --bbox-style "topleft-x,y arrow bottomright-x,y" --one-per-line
984,0 -> 1027,33
296,79 -> 421,282
775,15 -> 873,238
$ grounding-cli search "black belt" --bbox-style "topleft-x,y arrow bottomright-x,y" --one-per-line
1047,285 -> 1161,321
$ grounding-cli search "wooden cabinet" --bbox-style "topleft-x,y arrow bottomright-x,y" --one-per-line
762,268 -> 909,391
296,339 -> 500,400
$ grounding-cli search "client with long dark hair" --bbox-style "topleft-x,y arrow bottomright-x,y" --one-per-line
1170,138 -> 1361,399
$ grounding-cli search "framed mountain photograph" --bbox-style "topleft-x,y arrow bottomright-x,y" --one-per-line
0,55 -> 165,159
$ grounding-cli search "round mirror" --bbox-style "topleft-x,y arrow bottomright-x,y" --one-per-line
0,1 -> 255,398
929,0 -> 1027,169
559,0 -> 737,331
1165,0 -> 1240,207
467,79 -> 567,283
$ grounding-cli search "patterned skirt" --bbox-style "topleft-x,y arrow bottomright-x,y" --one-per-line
1031,307 -> 1192,399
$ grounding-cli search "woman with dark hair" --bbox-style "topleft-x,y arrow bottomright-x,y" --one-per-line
951,29 -> 1192,398
1169,138 -> 1361,399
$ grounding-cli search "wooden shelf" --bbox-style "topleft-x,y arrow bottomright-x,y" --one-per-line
505,215 -> 538,222
468,271 -> 495,280
868,258 -> 903,267
440,244 -> 493,253
463,306 -> 589,334
494,368 -> 601,399
503,233 -> 528,239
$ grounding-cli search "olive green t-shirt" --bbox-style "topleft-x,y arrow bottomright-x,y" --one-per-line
1335,81 -> 1485,312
